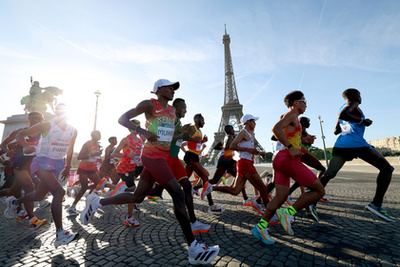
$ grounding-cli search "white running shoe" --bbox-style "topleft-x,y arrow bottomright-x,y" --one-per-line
80,194 -> 102,225
201,181 -> 213,200
190,220 -> 211,234
208,204 -> 225,214
286,195 -> 293,206
243,198 -> 254,206
125,215 -> 140,227
54,230 -> 78,247
66,207 -> 79,216
188,240 -> 220,265
36,200 -> 51,211
250,199 -> 264,215
110,182 -> 128,197
4,196 -> 18,218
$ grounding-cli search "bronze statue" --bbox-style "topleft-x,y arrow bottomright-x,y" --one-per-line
21,81 -> 63,113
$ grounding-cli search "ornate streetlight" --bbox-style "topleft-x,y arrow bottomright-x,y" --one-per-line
318,115 -> 329,167
94,90 -> 101,130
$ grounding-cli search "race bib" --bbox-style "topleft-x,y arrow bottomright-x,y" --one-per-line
110,158 -> 115,164
196,142 -> 202,151
157,124 -> 174,142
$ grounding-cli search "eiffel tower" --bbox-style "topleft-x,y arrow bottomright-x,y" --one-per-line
207,26 -> 266,165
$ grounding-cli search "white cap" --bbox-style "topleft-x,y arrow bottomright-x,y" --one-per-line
241,114 -> 259,125
152,79 -> 180,93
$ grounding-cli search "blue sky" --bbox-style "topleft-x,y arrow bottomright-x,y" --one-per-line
1,0 -> 399,157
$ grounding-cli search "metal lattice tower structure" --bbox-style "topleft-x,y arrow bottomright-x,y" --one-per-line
208,26 -> 266,165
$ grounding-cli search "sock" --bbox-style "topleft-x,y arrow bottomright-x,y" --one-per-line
71,204 -> 76,208
257,219 -> 269,230
286,205 -> 297,216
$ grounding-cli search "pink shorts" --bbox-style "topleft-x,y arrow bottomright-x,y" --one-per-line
237,158 -> 257,178
167,156 -> 188,182
273,150 -> 317,187
140,155 -> 175,186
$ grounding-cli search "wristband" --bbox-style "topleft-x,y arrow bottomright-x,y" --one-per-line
286,144 -> 293,149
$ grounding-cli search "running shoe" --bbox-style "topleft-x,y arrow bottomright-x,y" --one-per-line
66,187 -> 73,197
147,196 -> 159,202
365,202 -> 396,222
95,178 -> 109,191
243,198 -> 254,206
208,204 -> 225,214
201,181 -> 213,200
80,194 -> 102,225
269,213 -> 280,226
109,182 -> 128,197
4,196 -> 18,219
269,213 -> 294,226
66,207 -> 79,216
54,230 -> 78,247
36,200 -> 51,211
250,199 -> 264,215
133,203 -> 140,211
190,220 -> 211,234
125,215 -> 140,227
305,204 -> 319,222
252,224 -> 275,245
320,196 -> 330,202
191,186 -> 200,197
188,240 -> 220,265
221,176 -> 227,186
286,195 -> 294,206
276,208 -> 294,235
16,210 -> 28,220
30,217 -> 48,230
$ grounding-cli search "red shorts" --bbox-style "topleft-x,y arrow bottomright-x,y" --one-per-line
140,155 -> 174,186
167,156 -> 188,182
273,150 -> 317,187
237,158 -> 257,178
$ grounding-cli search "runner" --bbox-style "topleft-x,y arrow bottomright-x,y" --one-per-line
80,79 -> 219,265
205,125 -> 251,205
252,91 -> 325,245
67,130 -> 104,216
4,104 -> 78,247
99,136 -> 120,185
111,120 -> 144,226
1,112 -> 48,227
319,88 -> 395,222
183,114 -> 225,214
168,98 -> 210,234
207,115 -> 270,216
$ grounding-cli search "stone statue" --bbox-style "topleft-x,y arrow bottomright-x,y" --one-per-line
20,81 -> 63,113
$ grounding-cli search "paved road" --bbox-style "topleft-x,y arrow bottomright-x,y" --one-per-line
1,166 -> 399,267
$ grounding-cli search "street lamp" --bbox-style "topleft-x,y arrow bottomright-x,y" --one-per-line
94,90 -> 101,130
318,115 -> 329,167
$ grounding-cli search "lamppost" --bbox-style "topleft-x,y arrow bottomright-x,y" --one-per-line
94,90 -> 101,131
318,115 -> 329,167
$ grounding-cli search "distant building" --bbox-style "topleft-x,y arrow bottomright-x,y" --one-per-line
368,136 -> 400,155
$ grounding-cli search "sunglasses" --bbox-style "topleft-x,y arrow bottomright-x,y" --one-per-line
298,100 -> 307,105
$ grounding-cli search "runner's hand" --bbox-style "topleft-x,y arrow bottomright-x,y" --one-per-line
289,148 -> 303,159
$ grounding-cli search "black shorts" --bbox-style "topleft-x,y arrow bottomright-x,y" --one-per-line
118,167 -> 142,188
217,157 -> 236,171
184,151 -> 199,165
332,146 -> 374,162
